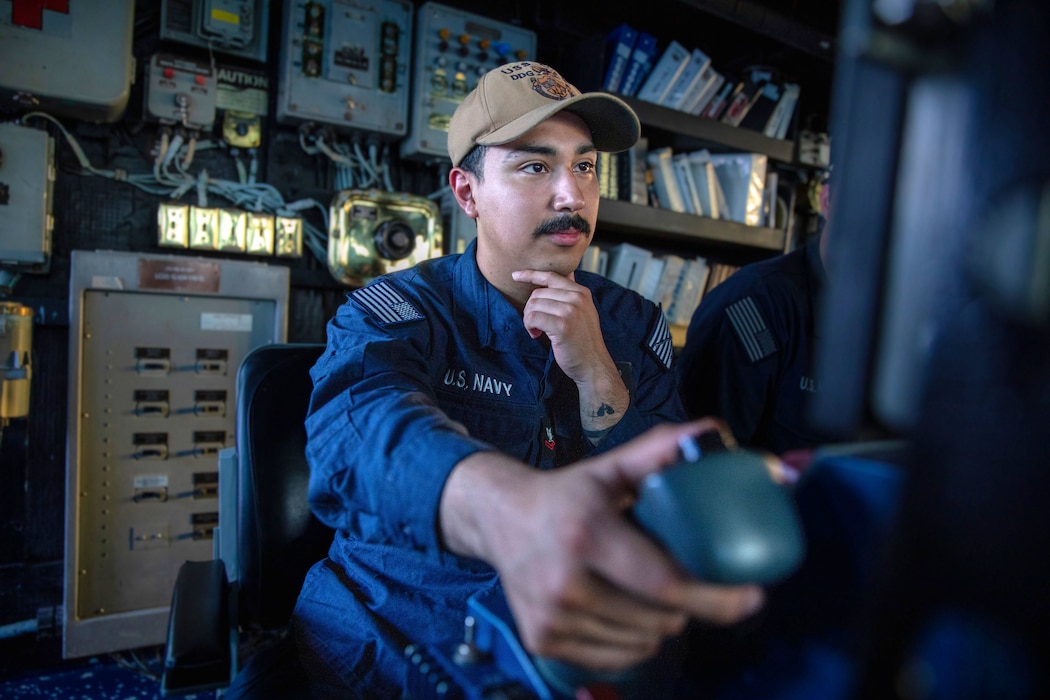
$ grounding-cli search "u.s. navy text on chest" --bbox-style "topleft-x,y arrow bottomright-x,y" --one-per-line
442,368 -> 514,397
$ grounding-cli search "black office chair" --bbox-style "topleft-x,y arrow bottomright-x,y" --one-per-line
162,343 -> 333,697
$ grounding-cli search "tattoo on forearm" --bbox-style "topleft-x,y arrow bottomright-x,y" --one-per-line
593,403 -> 615,417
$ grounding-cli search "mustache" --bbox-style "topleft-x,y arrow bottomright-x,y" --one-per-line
533,214 -> 591,238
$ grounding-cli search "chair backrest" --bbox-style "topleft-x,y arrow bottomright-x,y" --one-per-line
234,343 -> 333,630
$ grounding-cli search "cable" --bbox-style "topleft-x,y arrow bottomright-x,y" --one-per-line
16,111 -> 332,267
0,618 -> 37,640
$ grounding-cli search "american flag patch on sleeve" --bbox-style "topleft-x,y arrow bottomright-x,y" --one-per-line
646,308 -> 675,369
726,296 -> 777,363
351,280 -> 424,324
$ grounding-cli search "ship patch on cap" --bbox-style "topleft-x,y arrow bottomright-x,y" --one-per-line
525,64 -> 577,101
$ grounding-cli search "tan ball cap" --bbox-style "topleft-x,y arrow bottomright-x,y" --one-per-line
447,61 -> 641,167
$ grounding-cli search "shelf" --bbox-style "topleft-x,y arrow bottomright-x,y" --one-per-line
597,199 -> 786,252
622,97 -> 796,164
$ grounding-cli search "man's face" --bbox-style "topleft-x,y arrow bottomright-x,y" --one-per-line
468,111 -> 600,283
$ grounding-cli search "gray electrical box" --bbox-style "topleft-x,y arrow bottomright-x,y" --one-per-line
0,0 -> 135,123
63,250 -> 289,658
401,2 -> 536,161
144,53 -> 219,130
275,0 -> 413,138
0,123 -> 54,273
160,0 -> 271,64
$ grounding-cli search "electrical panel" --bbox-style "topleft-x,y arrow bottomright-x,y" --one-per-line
63,250 -> 289,658
0,0 -> 135,123
0,123 -> 55,274
144,53 -> 219,130
160,0 -> 270,63
401,2 -> 536,161
276,0 -> 414,139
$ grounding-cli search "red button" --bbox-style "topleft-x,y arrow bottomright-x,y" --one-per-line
195,75 -> 207,85
164,67 -> 176,79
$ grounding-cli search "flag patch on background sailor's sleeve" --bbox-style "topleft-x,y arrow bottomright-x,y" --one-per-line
646,308 -> 674,369
351,281 -> 424,324
725,296 -> 777,363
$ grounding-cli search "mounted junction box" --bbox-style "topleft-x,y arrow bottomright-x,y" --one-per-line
401,2 -> 536,161
144,53 -> 219,130
160,0 -> 271,63
0,122 -> 54,273
0,0 -> 135,123
276,0 -> 413,139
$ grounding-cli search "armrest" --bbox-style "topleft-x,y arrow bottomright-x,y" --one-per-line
161,559 -> 233,696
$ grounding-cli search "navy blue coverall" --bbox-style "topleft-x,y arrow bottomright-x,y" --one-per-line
292,240 -> 685,697
676,239 -> 834,455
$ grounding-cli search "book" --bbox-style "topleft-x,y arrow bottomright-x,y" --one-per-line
661,48 -> 712,111
684,70 -> 725,116
620,31 -> 659,97
652,254 -> 686,311
579,244 -> 604,274
637,257 -> 667,302
710,152 -> 768,226
646,146 -> 688,213
624,136 -> 650,205
672,152 -> 703,216
704,262 -> 740,295
666,257 -> 711,325
763,169 -> 780,228
720,74 -> 768,127
602,23 -> 639,93
606,242 -> 653,292
613,138 -> 643,203
685,149 -> 722,219
635,40 -> 691,105
700,78 -> 735,120
765,82 -> 801,139
739,80 -> 783,132
597,151 -> 613,199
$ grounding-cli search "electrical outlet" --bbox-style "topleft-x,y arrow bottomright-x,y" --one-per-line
217,208 -> 247,251
190,207 -> 220,249
245,212 -> 275,254
157,203 -> 190,247
275,216 -> 303,257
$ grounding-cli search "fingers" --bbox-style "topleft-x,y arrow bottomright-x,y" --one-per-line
524,578 -> 688,671
579,477 -> 765,626
591,419 -> 729,485
511,269 -> 579,289
679,581 -> 765,625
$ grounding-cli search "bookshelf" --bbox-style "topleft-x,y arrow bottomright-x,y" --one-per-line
597,198 -> 786,252
623,96 -> 796,163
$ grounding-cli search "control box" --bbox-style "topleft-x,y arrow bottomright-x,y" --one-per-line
159,0 -> 270,63
144,53 -> 219,130
63,251 -> 289,658
0,0 -> 135,123
401,2 -> 536,161
0,123 -> 54,273
275,0 -> 413,139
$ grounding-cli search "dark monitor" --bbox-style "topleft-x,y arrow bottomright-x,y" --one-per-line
811,1 -> 1050,696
